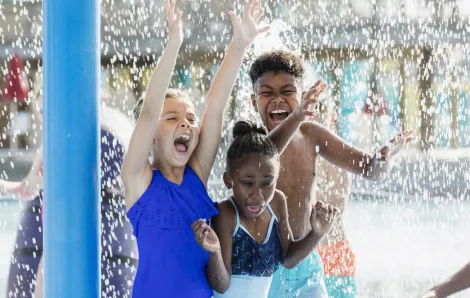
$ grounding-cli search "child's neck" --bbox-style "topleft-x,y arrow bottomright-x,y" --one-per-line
239,207 -> 269,226
154,160 -> 187,185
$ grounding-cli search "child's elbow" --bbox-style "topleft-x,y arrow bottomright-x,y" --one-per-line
363,168 -> 387,181
213,281 -> 231,294
282,259 -> 297,270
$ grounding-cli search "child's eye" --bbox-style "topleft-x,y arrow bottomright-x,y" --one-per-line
241,182 -> 253,187
167,117 -> 177,121
283,91 -> 295,95
262,181 -> 273,187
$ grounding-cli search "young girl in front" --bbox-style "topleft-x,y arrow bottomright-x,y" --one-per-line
191,119 -> 340,298
121,0 -> 269,297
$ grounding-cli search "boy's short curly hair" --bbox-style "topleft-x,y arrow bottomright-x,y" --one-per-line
249,50 -> 305,87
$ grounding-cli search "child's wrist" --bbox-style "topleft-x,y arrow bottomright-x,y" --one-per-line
167,37 -> 183,49
291,109 -> 305,124
209,249 -> 222,257
230,39 -> 249,53
433,285 -> 449,298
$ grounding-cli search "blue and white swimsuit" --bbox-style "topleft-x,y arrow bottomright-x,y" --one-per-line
214,197 -> 284,298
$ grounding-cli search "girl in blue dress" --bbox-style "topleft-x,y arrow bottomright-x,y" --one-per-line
122,0 -> 269,297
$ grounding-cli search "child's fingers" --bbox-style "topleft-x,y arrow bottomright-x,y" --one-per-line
403,131 -> 416,143
303,110 -> 317,117
200,230 -> 209,245
164,0 -> 170,15
257,25 -> 270,34
304,82 -> 327,103
254,7 -> 264,23
315,200 -> 326,210
327,205 -> 336,222
303,94 -> 321,107
403,129 -> 414,136
308,80 -> 325,93
166,0 -> 176,22
175,10 -> 183,23
250,0 -> 259,18
333,207 -> 341,216
196,222 -> 209,238
242,0 -> 254,20
228,11 -> 240,27
191,219 -> 204,231
309,82 -> 328,96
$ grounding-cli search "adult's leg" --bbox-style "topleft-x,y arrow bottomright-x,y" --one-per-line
6,197 -> 43,298
33,257 -> 44,298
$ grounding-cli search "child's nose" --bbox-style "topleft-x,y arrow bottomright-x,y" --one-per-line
250,186 -> 263,201
272,96 -> 285,105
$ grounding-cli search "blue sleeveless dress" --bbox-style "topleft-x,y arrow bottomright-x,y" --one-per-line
127,166 -> 218,298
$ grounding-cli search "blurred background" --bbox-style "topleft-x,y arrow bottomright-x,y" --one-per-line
0,0 -> 469,297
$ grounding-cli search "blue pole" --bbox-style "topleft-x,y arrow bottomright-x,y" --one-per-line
43,0 -> 100,296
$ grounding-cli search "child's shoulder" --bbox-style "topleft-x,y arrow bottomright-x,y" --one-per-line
269,190 -> 287,218
299,121 -> 330,141
216,199 -> 237,216
212,199 -> 237,235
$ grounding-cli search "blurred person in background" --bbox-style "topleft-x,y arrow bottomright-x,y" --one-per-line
315,99 -> 357,298
0,76 -> 138,298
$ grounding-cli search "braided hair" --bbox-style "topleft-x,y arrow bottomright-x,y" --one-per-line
226,120 -> 279,172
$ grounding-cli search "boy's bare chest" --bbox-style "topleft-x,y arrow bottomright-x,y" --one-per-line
277,138 -> 318,201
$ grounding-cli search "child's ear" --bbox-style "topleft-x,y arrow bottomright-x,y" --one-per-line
250,94 -> 258,112
223,172 -> 233,189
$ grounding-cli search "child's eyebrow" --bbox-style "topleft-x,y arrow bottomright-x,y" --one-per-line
258,84 -> 297,89
163,111 -> 178,116
258,84 -> 274,89
280,84 -> 297,89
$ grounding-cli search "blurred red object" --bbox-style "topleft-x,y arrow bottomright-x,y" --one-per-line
3,53 -> 30,103
363,91 -> 389,116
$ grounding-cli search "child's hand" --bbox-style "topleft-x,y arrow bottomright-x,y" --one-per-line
164,0 -> 183,46
228,0 -> 270,50
191,219 -> 221,254
417,290 -> 439,298
293,80 -> 328,122
310,201 -> 340,237
376,130 -> 415,162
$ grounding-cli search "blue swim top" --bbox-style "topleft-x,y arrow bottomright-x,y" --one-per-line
127,166 -> 218,298
228,197 -> 284,277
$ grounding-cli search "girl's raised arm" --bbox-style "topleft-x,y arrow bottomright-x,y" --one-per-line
189,0 -> 269,185
121,0 -> 184,208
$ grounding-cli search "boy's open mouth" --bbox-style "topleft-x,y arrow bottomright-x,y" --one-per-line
269,109 -> 289,124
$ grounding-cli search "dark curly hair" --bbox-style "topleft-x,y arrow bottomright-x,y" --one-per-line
226,120 -> 279,172
249,50 -> 305,87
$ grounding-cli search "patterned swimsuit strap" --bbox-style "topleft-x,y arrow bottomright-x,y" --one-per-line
228,197 -> 241,237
